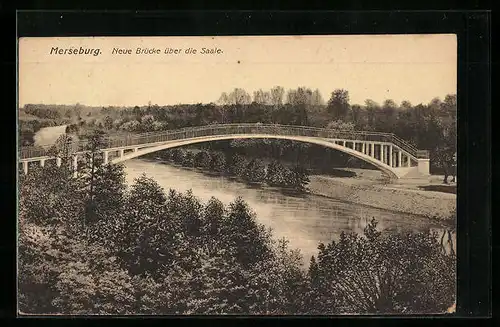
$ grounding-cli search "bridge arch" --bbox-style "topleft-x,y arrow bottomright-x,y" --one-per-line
110,134 -> 401,179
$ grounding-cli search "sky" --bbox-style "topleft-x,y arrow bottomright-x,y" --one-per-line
18,35 -> 457,107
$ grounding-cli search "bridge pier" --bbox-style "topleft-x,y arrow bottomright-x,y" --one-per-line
119,149 -> 125,158
389,145 -> 393,167
73,155 -> 78,176
417,159 -> 430,175
22,161 -> 28,175
407,155 -> 411,167
56,157 -> 62,167
398,151 -> 402,167
380,145 -> 384,163
103,151 -> 109,165
40,159 -> 45,167
361,142 -> 366,154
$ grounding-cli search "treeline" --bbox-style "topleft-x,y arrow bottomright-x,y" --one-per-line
22,103 -> 102,120
147,148 -> 310,192
18,132 -> 455,315
20,86 -> 456,174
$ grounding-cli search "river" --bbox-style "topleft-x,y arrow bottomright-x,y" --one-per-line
123,158 -> 454,264
33,124 -> 68,146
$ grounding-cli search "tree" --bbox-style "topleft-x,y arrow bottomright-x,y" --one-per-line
286,87 -> 313,106
228,88 -> 252,105
364,99 -> 380,130
74,103 -> 82,119
18,218 -> 136,315
87,163 -> 127,246
311,89 -> 325,106
217,92 -> 230,106
182,150 -> 195,167
441,94 -> 457,118
429,97 -> 442,111
178,190 -> 205,238
119,174 -> 170,277
264,237 -> 307,313
75,130 -> 108,228
223,197 -> 273,267
326,120 -> 355,130
433,144 -> 455,184
47,134 -> 78,171
309,219 -> 455,314
350,104 -> 364,128
265,160 -> 285,187
209,151 -> 226,173
242,159 -> 266,183
132,106 -> 142,119
103,116 -> 113,130
400,100 -> 413,110
18,157 -> 82,229
381,99 -> 399,130
327,89 -> 350,121
120,120 -> 140,132
225,153 -> 247,177
253,89 -> 271,105
140,114 -> 156,132
291,165 -> 310,191
169,148 -> 185,164
270,86 -> 285,108
202,197 -> 225,240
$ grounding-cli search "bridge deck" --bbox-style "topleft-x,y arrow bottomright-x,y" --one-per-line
19,123 -> 428,160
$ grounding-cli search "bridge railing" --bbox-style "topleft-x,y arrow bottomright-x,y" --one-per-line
19,123 -> 422,159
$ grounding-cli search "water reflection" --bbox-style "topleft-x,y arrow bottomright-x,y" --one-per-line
124,159 -> 456,263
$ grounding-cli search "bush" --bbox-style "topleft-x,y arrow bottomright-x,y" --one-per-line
193,150 -> 211,169
308,219 -> 455,314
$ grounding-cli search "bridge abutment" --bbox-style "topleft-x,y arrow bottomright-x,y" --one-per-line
389,145 -> 393,167
417,159 -> 430,176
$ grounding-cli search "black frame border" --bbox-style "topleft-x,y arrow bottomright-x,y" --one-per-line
4,10 -> 492,321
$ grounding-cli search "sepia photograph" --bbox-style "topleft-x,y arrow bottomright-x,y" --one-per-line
17,35 -> 457,315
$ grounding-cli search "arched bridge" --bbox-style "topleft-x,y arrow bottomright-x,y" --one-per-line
19,123 -> 430,179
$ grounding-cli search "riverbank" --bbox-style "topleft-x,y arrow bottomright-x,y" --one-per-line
308,174 -> 456,222
144,156 -> 455,222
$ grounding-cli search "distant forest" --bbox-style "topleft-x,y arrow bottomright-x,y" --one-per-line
18,86 -> 457,176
